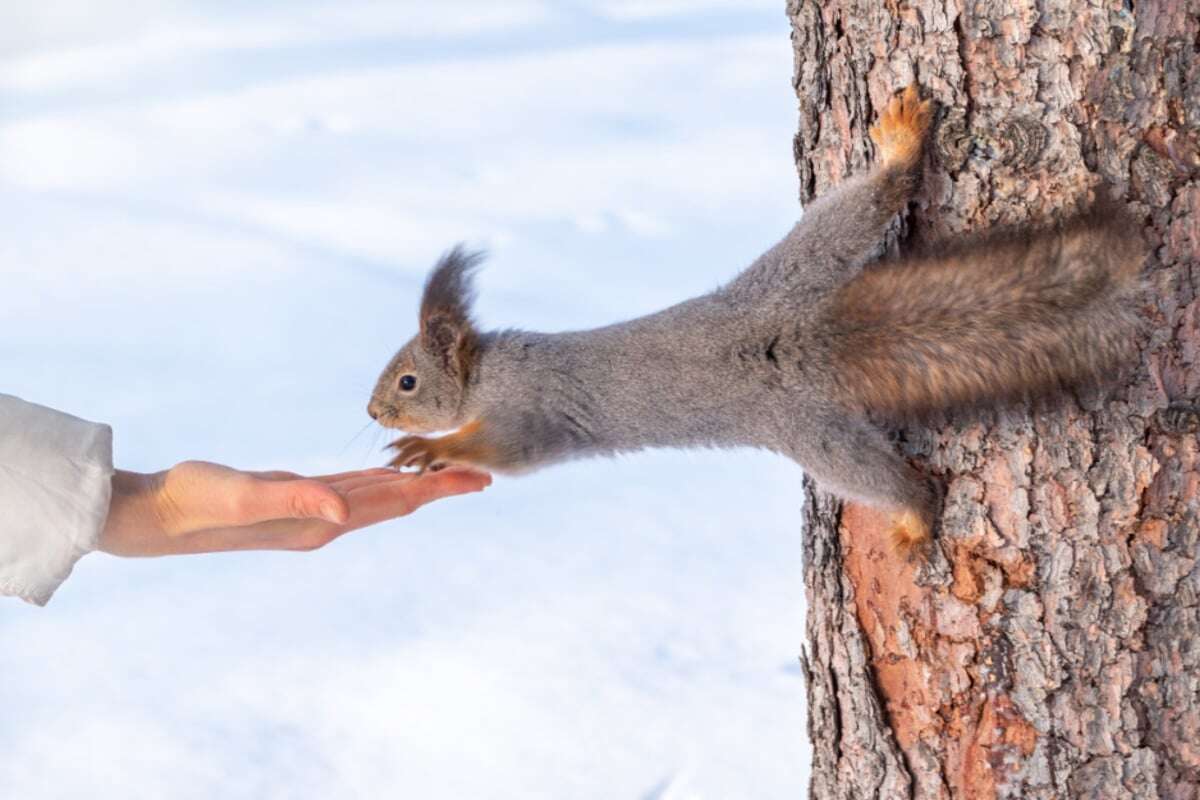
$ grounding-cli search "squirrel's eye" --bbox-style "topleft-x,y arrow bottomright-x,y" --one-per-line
399,374 -> 417,392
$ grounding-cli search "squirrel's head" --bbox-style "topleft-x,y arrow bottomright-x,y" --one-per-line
368,245 -> 482,433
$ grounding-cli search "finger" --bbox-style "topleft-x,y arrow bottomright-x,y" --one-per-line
312,467 -> 397,483
235,477 -> 350,525
247,470 -> 304,481
397,467 -> 492,506
137,517 -> 328,554
250,468 -> 398,484
327,471 -> 416,494
341,467 -> 491,530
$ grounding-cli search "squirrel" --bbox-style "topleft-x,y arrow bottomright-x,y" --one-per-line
366,83 -> 1146,554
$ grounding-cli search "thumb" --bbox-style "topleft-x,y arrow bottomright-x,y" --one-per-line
238,478 -> 350,525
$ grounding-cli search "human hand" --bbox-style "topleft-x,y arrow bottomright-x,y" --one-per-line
98,461 -> 491,557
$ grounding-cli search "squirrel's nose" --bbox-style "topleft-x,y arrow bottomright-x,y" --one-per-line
367,401 -> 380,420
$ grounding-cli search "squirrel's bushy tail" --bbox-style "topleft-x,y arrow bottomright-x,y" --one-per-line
826,200 -> 1147,417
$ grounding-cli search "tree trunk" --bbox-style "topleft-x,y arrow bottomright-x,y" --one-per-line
789,1 -> 1200,798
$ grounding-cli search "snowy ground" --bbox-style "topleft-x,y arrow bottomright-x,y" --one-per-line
1,2 -> 811,796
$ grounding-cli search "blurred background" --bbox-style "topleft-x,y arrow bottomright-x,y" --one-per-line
1,2 -> 810,796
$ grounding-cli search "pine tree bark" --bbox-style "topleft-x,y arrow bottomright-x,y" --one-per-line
789,2 -> 1200,798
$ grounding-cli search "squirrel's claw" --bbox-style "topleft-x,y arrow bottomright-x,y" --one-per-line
869,81 -> 934,169
385,420 -> 492,473
386,435 -> 444,472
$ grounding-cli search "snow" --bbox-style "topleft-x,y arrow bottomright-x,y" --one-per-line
1,2 -> 811,796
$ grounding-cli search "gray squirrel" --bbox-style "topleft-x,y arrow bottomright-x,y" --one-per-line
366,83 -> 1145,553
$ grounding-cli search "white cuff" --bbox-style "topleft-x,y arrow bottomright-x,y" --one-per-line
0,394 -> 113,606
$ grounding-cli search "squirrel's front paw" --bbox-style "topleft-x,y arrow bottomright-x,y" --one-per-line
869,82 -> 934,170
386,420 -> 493,472
387,435 -> 450,472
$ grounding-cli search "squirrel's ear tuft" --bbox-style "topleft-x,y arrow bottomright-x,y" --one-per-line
420,244 -> 483,382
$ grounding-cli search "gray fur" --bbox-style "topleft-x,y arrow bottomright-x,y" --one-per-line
369,164 -> 1140,523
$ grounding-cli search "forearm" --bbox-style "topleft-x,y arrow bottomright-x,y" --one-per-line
724,164 -> 918,303
798,165 -> 916,258
767,83 -> 932,294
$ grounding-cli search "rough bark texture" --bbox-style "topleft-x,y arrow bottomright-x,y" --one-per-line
790,1 -> 1200,798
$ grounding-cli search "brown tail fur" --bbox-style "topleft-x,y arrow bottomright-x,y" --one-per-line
825,200 -> 1147,418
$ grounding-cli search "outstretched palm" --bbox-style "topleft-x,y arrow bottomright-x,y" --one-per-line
100,461 -> 490,557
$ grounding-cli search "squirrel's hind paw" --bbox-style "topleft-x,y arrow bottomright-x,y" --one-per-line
869,82 -> 934,170
888,507 -> 934,561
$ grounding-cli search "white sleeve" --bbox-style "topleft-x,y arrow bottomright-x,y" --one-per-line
0,394 -> 113,606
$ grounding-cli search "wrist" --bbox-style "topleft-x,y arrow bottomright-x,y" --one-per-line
98,469 -> 167,556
